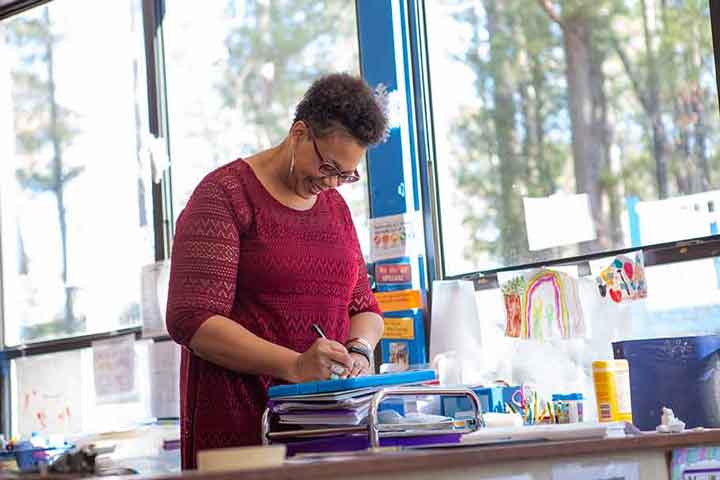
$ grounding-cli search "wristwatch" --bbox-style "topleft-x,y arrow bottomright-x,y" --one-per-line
345,337 -> 374,371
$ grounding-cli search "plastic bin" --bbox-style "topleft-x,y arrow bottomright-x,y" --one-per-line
441,386 -> 521,419
613,335 -> 720,431
0,441 -> 71,473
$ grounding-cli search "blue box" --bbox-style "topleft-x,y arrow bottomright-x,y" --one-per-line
378,310 -> 427,366
613,335 -> 720,431
441,386 -> 521,419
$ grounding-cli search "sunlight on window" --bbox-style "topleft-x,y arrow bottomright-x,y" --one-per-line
0,0 -> 153,344
426,1 -> 720,276
163,0 -> 371,255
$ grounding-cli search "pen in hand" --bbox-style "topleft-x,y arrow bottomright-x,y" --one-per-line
311,323 -> 346,380
311,323 -> 327,339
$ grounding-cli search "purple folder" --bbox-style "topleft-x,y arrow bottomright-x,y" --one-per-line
280,433 -> 462,457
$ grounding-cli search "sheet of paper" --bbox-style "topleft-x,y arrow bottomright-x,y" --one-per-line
523,193 -> 596,251
92,334 -> 137,404
149,340 -> 181,418
141,260 -> 170,337
500,268 -> 586,340
15,350 -> 83,435
369,213 -> 420,262
272,395 -> 374,413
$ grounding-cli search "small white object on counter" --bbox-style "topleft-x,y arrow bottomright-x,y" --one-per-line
656,406 -> 685,433
483,412 -> 524,429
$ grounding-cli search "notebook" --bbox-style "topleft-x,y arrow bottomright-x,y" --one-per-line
277,405 -> 371,426
267,369 -> 436,398
271,394 -> 374,413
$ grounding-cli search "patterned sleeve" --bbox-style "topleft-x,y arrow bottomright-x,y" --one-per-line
165,178 -> 245,347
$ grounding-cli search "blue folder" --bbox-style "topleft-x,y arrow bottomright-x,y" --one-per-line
267,369 -> 436,398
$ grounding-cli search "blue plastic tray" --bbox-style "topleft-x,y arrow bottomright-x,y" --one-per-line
268,369 -> 436,398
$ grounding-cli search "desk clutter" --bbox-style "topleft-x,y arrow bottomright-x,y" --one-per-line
263,370 -> 482,455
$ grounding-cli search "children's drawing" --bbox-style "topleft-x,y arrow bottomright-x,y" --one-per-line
596,252 -> 647,303
501,269 -> 585,340
501,277 -> 524,338
17,350 -> 83,435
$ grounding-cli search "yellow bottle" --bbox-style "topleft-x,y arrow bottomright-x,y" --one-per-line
592,360 -> 633,423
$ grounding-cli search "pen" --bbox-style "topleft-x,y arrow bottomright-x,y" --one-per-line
312,323 -> 327,339
312,323 -> 346,380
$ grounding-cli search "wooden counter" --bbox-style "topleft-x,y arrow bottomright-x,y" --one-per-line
151,429 -> 720,480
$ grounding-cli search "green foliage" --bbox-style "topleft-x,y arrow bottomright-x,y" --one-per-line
449,0 -> 719,269
219,0 -> 357,144
5,7 -> 83,333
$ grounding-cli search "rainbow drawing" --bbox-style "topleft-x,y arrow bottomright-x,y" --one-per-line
520,269 -> 585,339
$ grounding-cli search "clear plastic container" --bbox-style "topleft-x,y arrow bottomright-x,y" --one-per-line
552,393 -> 584,424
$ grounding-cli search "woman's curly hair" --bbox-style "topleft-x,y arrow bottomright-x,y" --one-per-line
293,73 -> 389,147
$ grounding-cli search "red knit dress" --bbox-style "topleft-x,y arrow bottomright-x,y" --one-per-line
165,159 -> 381,469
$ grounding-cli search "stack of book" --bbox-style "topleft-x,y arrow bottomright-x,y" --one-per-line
270,387 -> 376,427
265,370 -> 469,455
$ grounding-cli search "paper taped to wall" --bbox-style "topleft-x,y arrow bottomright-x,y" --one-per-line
523,193 -> 596,251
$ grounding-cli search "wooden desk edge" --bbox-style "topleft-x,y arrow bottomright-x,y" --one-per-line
124,429 -> 720,480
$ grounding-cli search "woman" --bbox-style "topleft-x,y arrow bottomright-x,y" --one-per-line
165,73 -> 388,469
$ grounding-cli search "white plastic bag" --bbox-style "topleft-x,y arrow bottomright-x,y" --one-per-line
429,280 -> 483,384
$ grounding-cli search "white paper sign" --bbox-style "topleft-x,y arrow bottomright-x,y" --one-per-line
523,193 -> 597,251
92,334 -> 137,404
16,350 -> 83,435
553,461 -> 640,480
141,260 -> 170,338
369,213 -> 419,262
149,340 -> 181,419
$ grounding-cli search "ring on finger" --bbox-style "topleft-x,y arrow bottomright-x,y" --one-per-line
330,363 -> 346,376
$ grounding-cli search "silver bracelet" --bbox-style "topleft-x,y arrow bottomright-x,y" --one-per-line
346,336 -> 373,350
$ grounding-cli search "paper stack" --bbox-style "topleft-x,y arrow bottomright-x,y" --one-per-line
264,370 -> 474,455
270,388 -> 376,427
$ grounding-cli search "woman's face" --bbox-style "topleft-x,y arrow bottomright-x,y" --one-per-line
291,123 -> 367,199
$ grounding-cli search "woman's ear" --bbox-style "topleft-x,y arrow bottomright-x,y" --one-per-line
291,121 -> 312,141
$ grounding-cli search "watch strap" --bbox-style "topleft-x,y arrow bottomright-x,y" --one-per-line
347,344 -> 371,365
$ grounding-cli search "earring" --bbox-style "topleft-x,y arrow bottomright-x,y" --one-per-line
289,148 -> 295,177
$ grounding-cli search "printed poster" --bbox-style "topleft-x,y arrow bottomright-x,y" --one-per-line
92,334 -> 137,404
149,340 -> 180,419
375,262 -> 412,286
370,213 -> 419,263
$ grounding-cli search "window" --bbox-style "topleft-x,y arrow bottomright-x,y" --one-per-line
0,0 -> 154,345
11,340 -> 152,436
425,1 -> 720,276
163,0 -> 371,254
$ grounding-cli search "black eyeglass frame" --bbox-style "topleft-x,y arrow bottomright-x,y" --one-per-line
309,132 -> 361,184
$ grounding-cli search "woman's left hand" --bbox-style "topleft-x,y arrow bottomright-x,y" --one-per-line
348,352 -> 370,377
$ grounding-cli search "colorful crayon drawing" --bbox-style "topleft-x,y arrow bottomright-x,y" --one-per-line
596,253 -> 647,303
501,269 -> 585,340
502,276 -> 524,337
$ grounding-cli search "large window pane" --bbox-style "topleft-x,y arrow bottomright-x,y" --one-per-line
0,1 -> 154,344
164,1 -> 371,254
426,1 -> 720,275
11,341 -> 152,436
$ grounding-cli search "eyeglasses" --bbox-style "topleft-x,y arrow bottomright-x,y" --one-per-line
310,136 -> 360,184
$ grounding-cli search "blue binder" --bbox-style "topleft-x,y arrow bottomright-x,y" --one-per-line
267,369 -> 436,398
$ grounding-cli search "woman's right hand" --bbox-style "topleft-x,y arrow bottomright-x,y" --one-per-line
292,338 -> 354,382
